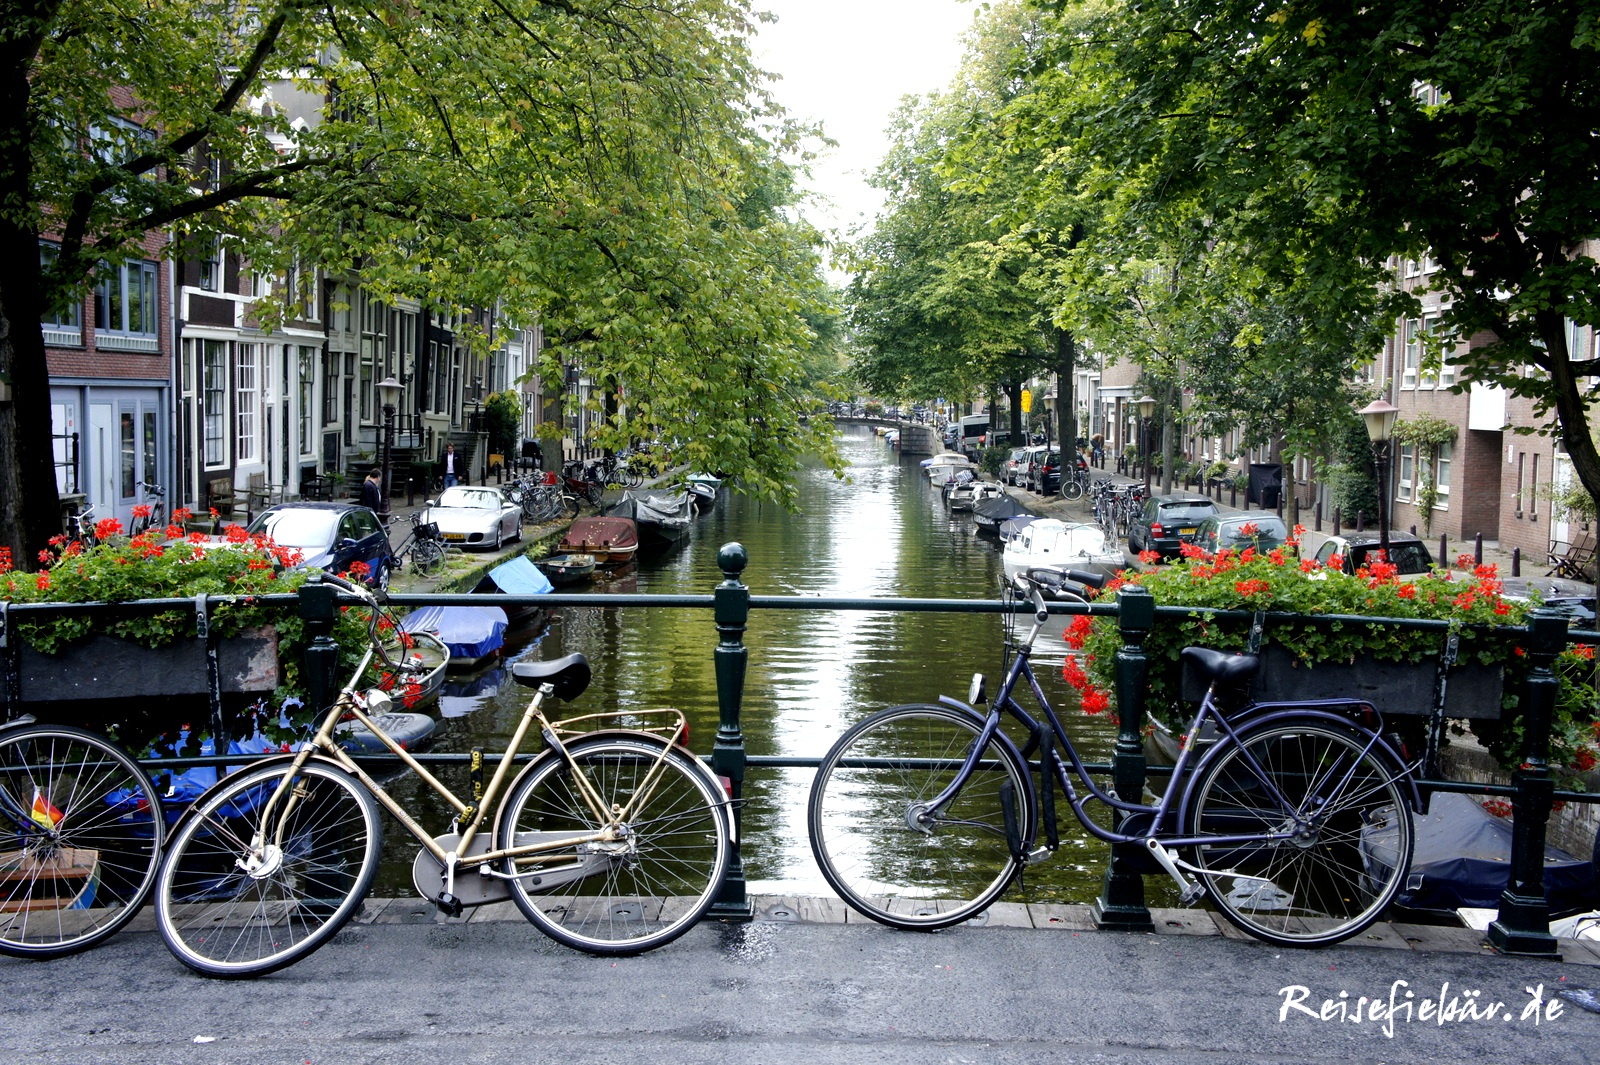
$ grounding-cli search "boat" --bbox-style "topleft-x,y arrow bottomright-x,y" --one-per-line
536,552 -> 597,586
387,628 -> 450,708
948,479 -> 1004,512
605,491 -> 693,553
559,516 -> 639,566
1001,519 -> 1124,587
401,605 -> 509,670
336,711 -> 437,753
1361,792 -> 1599,917
997,514 -> 1041,545
924,452 -> 979,486
471,556 -> 553,628
973,494 -> 1034,535
686,482 -> 718,512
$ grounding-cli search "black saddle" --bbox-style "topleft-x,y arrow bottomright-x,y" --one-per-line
511,653 -> 592,701
1180,647 -> 1260,686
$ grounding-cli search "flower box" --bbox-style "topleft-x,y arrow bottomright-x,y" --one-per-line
5,628 -> 279,705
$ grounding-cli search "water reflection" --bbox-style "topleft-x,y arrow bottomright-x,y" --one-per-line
381,428 -> 1163,907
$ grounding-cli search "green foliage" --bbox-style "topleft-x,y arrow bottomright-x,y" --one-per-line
1063,545 -> 1597,784
1393,414 -> 1458,533
980,445 -> 1012,476
483,391 -> 522,460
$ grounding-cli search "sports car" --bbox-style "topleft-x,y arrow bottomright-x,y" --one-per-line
421,486 -> 522,550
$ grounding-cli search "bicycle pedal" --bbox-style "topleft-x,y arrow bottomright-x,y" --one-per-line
1026,846 -> 1052,864
1179,883 -> 1207,906
434,892 -> 464,918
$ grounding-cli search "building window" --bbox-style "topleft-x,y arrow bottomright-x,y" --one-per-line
1432,441 -> 1451,507
1401,319 -> 1420,388
199,239 -> 221,292
236,342 -> 258,463
299,346 -> 316,455
38,243 -> 83,343
1514,452 -> 1526,516
203,340 -> 227,467
120,410 -> 136,499
96,260 -> 159,345
1396,444 -> 1414,502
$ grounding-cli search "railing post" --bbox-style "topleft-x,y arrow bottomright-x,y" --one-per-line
299,573 -> 341,718
708,542 -> 755,920
1094,584 -> 1155,932
1488,610 -> 1566,956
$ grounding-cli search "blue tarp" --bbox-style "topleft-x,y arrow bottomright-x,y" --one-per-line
484,556 -> 554,596
402,605 -> 508,660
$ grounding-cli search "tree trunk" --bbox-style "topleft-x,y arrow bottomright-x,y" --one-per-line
1160,380 -> 1177,494
1536,309 -> 1600,527
1054,328 -> 1074,456
1003,380 -> 1023,447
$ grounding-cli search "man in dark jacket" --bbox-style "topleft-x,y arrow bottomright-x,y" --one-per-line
360,467 -> 383,511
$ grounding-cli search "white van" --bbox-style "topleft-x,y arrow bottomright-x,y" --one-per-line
958,415 -> 989,453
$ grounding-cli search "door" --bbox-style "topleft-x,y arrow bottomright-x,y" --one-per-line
89,403 -> 115,521
1552,449 -> 1575,548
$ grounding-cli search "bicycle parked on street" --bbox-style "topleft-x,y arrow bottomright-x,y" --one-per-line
387,511 -> 449,577
808,571 -> 1420,947
130,482 -> 167,536
0,717 -> 166,957
154,574 -> 733,977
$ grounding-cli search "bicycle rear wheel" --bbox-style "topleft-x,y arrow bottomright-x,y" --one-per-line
1184,720 -> 1413,947
808,704 -> 1030,930
0,725 -> 165,957
412,538 -> 446,577
155,758 -> 381,977
498,734 -> 729,955
1060,477 -> 1084,500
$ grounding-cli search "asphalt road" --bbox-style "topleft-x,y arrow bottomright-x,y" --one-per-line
6,917 -> 1599,1065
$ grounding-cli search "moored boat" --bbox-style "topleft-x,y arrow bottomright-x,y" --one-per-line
536,552 -> 597,585
973,494 -> 1034,535
471,556 -> 553,629
401,605 -> 509,670
1001,519 -> 1124,587
559,516 -> 639,566
606,491 -> 692,553
924,451 -> 979,486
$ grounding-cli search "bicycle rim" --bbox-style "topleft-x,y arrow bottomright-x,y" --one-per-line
499,736 -> 729,954
0,727 -> 164,957
156,759 -> 381,977
808,705 -> 1029,930
1185,722 -> 1413,947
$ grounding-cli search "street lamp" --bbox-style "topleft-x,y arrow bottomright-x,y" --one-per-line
1137,394 -> 1156,493
376,375 -> 403,522
1358,397 -> 1400,558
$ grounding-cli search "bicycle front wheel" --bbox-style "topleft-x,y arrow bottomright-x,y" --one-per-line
808,704 -> 1031,930
497,735 -> 730,955
1184,721 -> 1413,947
155,758 -> 381,977
1060,478 -> 1084,500
0,725 -> 165,957
412,538 -> 446,577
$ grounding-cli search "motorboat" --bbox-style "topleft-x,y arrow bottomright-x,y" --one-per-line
924,452 -> 979,486
559,516 -> 639,566
948,480 -> 1004,512
1001,519 -> 1124,587
606,491 -> 692,553
973,494 -> 1034,535
401,605 -> 509,670
471,556 -> 553,629
997,514 -> 1041,544
536,553 -> 597,586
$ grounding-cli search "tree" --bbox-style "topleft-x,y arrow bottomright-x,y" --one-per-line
0,0 -> 836,562
1048,0 -> 1600,510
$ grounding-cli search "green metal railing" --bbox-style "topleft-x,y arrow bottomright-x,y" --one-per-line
2,542 -> 1595,956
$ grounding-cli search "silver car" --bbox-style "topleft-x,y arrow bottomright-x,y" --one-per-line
421,486 -> 522,550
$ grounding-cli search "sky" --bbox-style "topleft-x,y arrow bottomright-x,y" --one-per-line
750,0 -> 979,246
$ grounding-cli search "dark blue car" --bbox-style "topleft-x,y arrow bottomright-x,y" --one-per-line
246,502 -> 394,590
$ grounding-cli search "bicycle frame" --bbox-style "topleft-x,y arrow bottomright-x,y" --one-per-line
921,600 -> 1420,894
242,639 -> 701,906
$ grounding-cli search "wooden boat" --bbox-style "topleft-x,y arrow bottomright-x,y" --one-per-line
559,516 -> 639,566
536,553 -> 597,585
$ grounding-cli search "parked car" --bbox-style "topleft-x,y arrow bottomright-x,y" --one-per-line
1002,447 -> 1031,486
1497,575 -> 1597,623
1028,449 -> 1062,495
1310,533 -> 1435,578
421,486 -> 523,550
245,502 -> 394,590
1128,494 -> 1221,560
1192,513 -> 1289,556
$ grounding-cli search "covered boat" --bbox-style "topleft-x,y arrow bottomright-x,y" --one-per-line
401,605 -> 509,670
606,491 -> 693,553
1362,791 -> 1598,916
1001,519 -> 1124,587
973,494 -> 1035,534
472,556 -> 553,628
537,553 -> 596,586
559,516 -> 639,566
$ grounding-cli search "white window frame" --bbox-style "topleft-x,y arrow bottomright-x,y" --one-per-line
96,259 -> 159,345
1396,444 -> 1414,502
201,339 -> 228,469
1401,319 -> 1420,389
1433,441 -> 1452,508
236,342 -> 259,463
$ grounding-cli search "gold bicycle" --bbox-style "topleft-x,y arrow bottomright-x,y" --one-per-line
153,574 -> 733,977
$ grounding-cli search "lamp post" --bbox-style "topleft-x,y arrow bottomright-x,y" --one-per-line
1137,394 -> 1156,493
1358,398 -> 1400,558
376,375 -> 403,522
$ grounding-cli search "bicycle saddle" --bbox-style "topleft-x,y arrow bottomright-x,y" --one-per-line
1180,647 -> 1260,684
511,653 -> 592,701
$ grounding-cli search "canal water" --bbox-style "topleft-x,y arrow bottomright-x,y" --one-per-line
382,427 -> 1159,905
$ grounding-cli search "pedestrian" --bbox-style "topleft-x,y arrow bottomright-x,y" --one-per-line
360,467 -> 383,511
443,443 -> 459,488
1091,433 -> 1105,467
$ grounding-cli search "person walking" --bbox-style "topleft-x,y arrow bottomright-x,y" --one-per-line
443,443 -> 460,488
360,467 -> 383,511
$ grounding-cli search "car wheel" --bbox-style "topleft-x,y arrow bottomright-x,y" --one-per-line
373,561 -> 391,593
489,528 -> 502,551
509,518 -> 522,544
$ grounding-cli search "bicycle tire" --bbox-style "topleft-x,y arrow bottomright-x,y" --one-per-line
1060,478 -> 1084,501
1184,720 -> 1413,947
155,758 -> 381,978
412,539 -> 446,577
0,725 -> 165,958
497,734 -> 730,955
808,703 -> 1031,930
561,492 -> 581,519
